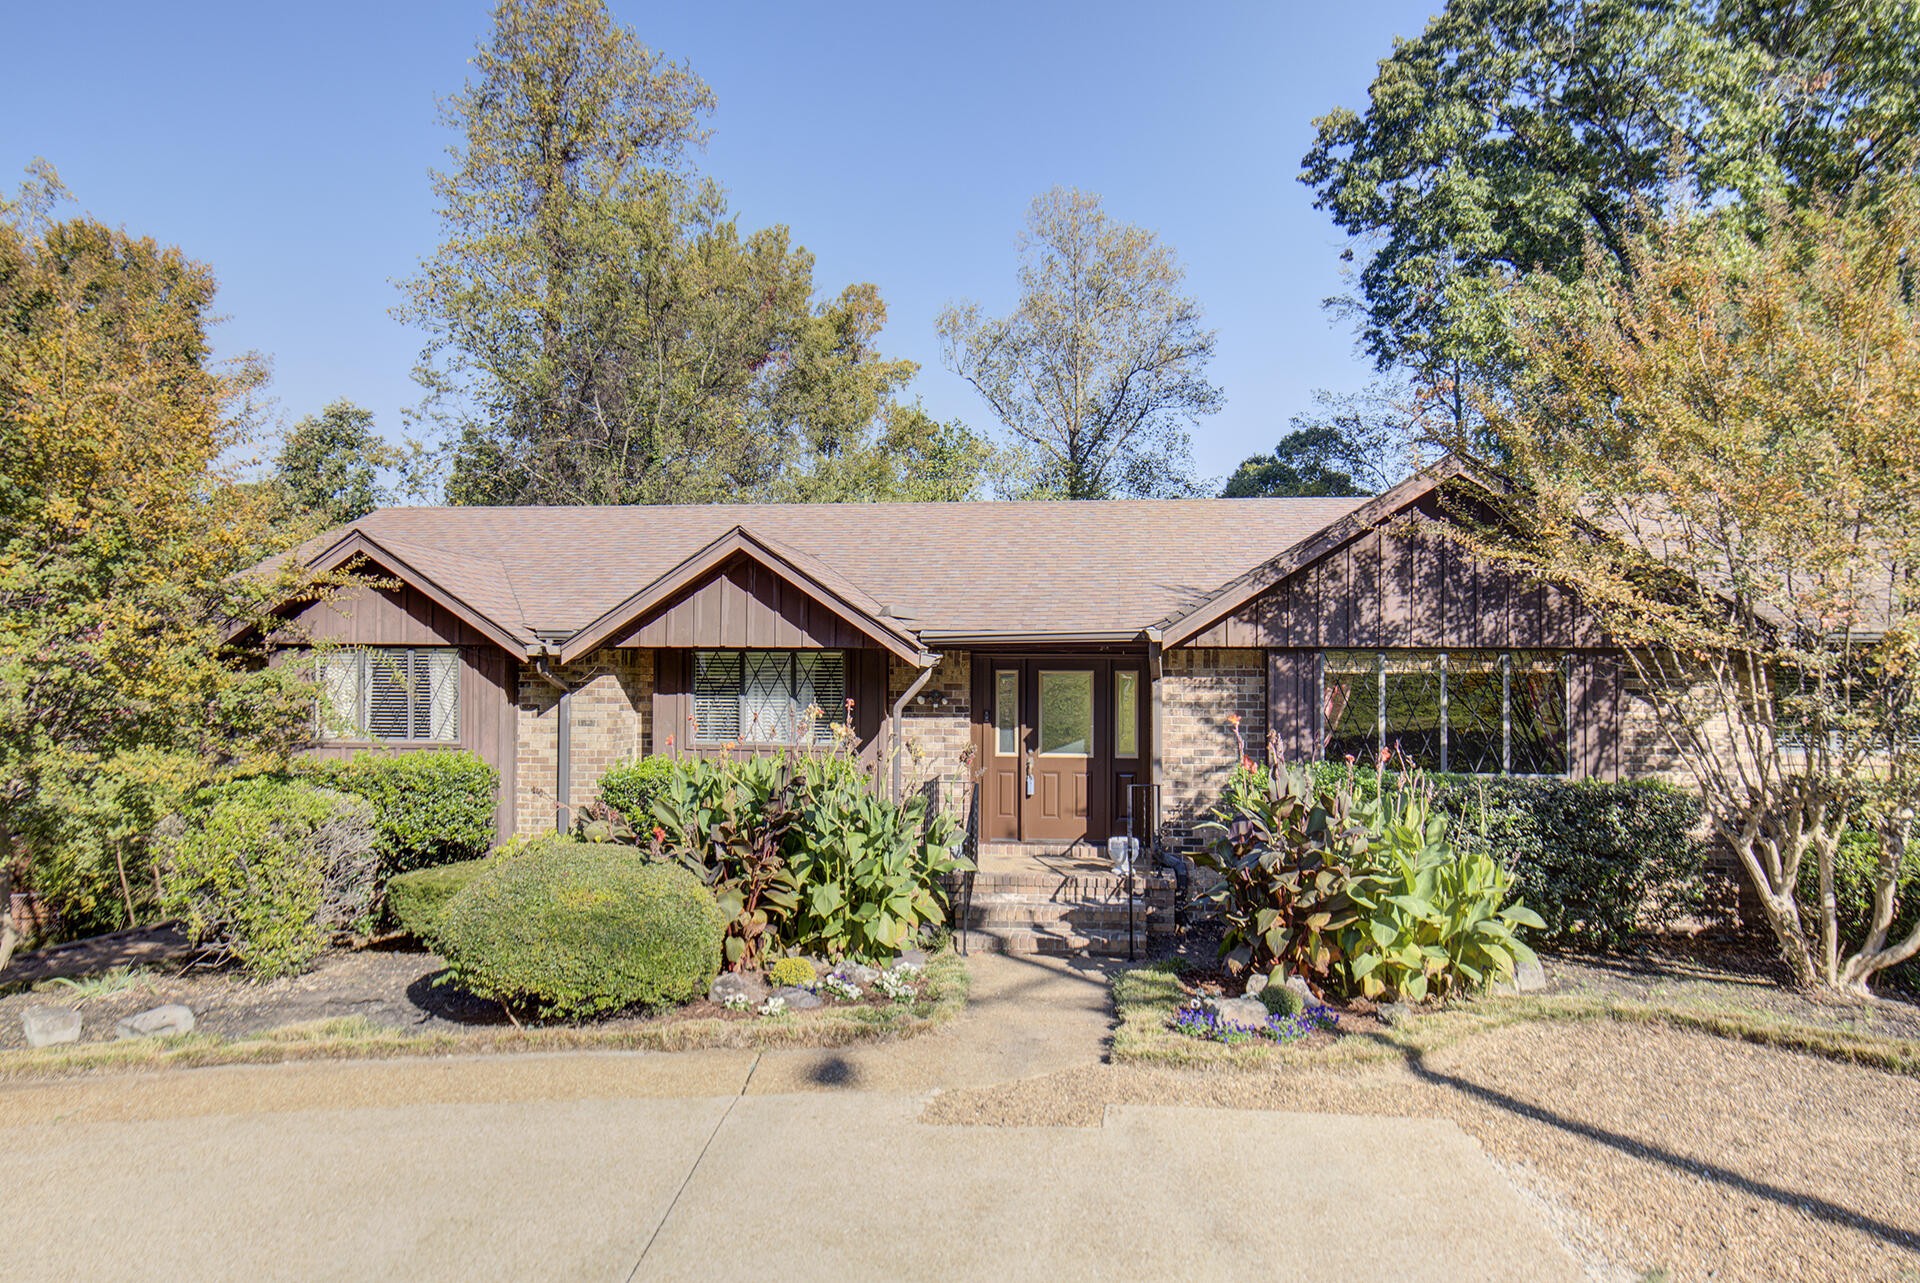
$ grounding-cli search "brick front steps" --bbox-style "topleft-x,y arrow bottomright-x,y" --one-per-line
953,871 -> 1176,958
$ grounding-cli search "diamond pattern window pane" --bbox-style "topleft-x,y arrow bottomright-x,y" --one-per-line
317,647 -> 460,742
1510,653 -> 1569,774
1382,654 -> 1444,771
1446,654 -> 1504,774
693,650 -> 850,746
1323,651 -> 1381,763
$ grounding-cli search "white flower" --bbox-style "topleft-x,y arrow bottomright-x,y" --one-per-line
822,975 -> 864,1001
757,995 -> 787,1017
874,970 -> 918,1002
722,993 -> 751,1012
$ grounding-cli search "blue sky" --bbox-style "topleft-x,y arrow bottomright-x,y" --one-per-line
1,1 -> 1440,491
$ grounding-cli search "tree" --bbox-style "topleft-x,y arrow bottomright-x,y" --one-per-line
1302,0 -> 1920,405
0,163 -> 333,949
938,187 -> 1222,499
1441,183 -> 1920,995
1222,385 -> 1425,497
275,400 -> 400,525
404,0 -> 965,506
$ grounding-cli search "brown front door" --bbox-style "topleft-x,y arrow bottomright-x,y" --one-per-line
977,657 -> 1147,846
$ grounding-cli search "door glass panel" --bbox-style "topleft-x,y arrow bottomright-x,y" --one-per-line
1037,670 -> 1093,756
1114,671 -> 1140,758
994,669 -> 1019,756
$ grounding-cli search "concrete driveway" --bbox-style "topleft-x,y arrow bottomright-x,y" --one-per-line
0,955 -> 1583,1281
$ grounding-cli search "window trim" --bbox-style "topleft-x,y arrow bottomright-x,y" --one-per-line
1320,649 -> 1571,777
315,645 -> 462,746
689,648 -> 851,748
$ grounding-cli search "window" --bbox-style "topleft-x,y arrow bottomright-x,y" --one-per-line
692,650 -> 848,746
317,647 -> 460,743
1322,650 -> 1569,775
1037,669 -> 1093,756
994,669 -> 1020,756
1114,670 -> 1140,758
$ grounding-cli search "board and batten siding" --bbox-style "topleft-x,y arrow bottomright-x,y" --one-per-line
613,553 -> 880,651
277,584 -> 520,839
1217,512 -> 1622,780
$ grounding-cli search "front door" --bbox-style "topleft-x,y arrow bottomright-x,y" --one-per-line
978,657 -> 1147,845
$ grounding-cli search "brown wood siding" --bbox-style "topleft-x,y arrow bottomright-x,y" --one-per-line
1186,514 -> 1601,652
614,554 -> 877,650
1569,652 -> 1624,781
1267,651 -> 1319,764
282,584 -> 520,840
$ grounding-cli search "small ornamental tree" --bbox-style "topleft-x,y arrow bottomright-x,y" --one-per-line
1445,182 -> 1920,994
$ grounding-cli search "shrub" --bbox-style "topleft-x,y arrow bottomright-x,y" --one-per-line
300,750 -> 498,874
386,858 -> 488,943
598,755 -> 679,825
1257,980 -> 1307,1017
435,842 -> 724,1018
1199,762 -> 1543,1000
157,776 -> 380,979
1795,829 -> 1920,994
1305,764 -> 1705,947
768,956 -> 816,987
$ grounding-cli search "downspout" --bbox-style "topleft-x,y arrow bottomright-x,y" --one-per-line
534,651 -> 573,833
889,654 -> 940,803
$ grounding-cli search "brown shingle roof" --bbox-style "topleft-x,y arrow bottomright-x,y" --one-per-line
314,498 -> 1370,647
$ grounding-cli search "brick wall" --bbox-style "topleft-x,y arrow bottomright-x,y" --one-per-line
888,652 -> 973,817
1160,647 -> 1267,851
515,648 -> 652,835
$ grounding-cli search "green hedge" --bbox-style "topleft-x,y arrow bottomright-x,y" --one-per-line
1306,764 -> 1705,947
300,750 -> 497,873
597,755 -> 678,826
386,857 -> 490,944
435,842 -> 724,1018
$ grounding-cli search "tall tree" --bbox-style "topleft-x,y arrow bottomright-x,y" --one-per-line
275,399 -> 399,525
1302,0 -> 1920,403
1222,385 -> 1422,498
0,164 -> 332,948
938,187 -> 1222,499
404,0 -> 966,505
1443,183 -> 1920,995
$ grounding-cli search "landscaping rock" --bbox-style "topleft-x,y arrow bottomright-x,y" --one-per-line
22,1005 -> 82,1048
1283,976 -> 1316,1005
115,1004 -> 195,1039
771,986 -> 823,1011
709,972 -> 769,1007
1242,971 -> 1268,998
1511,956 -> 1547,993
832,962 -> 880,986
1378,1002 -> 1416,1027
894,948 -> 929,970
1204,995 -> 1273,1027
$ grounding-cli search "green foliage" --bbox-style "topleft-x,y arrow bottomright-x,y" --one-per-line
767,956 -> 816,987
1200,762 -> 1545,1001
386,857 -> 489,944
407,0 -> 968,507
156,777 -> 380,980
274,400 -> 401,525
1222,420 -> 1384,498
598,755 -> 679,826
435,842 -> 724,1018
938,186 -> 1220,498
1257,978 -> 1306,1018
1301,0 -> 1920,391
299,750 -> 498,875
1308,764 -> 1706,947
785,767 -> 966,960
0,163 -> 336,940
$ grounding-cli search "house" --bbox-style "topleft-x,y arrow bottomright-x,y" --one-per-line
268,463 -> 1674,950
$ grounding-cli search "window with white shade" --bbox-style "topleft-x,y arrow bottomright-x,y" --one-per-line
317,647 -> 461,743
692,650 -> 848,746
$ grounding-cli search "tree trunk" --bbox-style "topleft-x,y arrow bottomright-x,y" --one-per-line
0,864 -> 18,977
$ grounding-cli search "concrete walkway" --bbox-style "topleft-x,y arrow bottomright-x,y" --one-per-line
0,955 -> 1584,1281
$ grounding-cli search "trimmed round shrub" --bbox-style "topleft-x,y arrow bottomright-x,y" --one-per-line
436,843 -> 724,1018
1258,980 -> 1307,1018
299,750 -> 498,873
767,956 -> 816,987
386,857 -> 489,944
598,755 -> 679,826
157,776 -> 379,980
